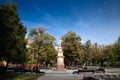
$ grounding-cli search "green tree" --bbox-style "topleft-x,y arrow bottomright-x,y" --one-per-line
103,45 -> 118,65
89,43 -> 105,66
28,27 -> 57,67
62,31 -> 82,66
100,36 -> 120,66
83,40 -> 91,65
114,36 -> 120,61
0,2 -> 27,68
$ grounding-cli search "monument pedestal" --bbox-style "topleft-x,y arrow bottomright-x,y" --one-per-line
57,46 -> 64,71
57,64 -> 64,71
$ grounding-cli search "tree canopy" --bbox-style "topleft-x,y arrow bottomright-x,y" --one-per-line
62,31 -> 82,66
0,2 -> 27,64
28,27 -> 57,66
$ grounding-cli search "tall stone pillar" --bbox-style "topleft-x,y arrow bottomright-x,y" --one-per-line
57,41 -> 64,71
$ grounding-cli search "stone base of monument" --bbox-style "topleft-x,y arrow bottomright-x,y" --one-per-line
57,65 -> 65,71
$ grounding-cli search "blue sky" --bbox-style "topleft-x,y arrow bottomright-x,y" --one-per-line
1,0 -> 120,45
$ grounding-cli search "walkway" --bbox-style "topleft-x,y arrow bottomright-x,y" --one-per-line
37,68 -> 120,80
37,69 -> 83,80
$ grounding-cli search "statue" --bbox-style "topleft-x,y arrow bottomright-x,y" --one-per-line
59,39 -> 62,47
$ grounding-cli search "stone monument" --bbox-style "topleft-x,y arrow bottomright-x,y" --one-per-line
57,39 -> 64,71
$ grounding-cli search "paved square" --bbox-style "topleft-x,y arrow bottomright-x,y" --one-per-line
37,70 -> 82,80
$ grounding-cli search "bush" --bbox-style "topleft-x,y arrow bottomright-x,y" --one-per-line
0,66 -> 6,73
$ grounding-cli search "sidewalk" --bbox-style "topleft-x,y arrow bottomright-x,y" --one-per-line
37,69 -> 83,80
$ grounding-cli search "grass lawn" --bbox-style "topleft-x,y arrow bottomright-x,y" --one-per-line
0,71 -> 44,80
